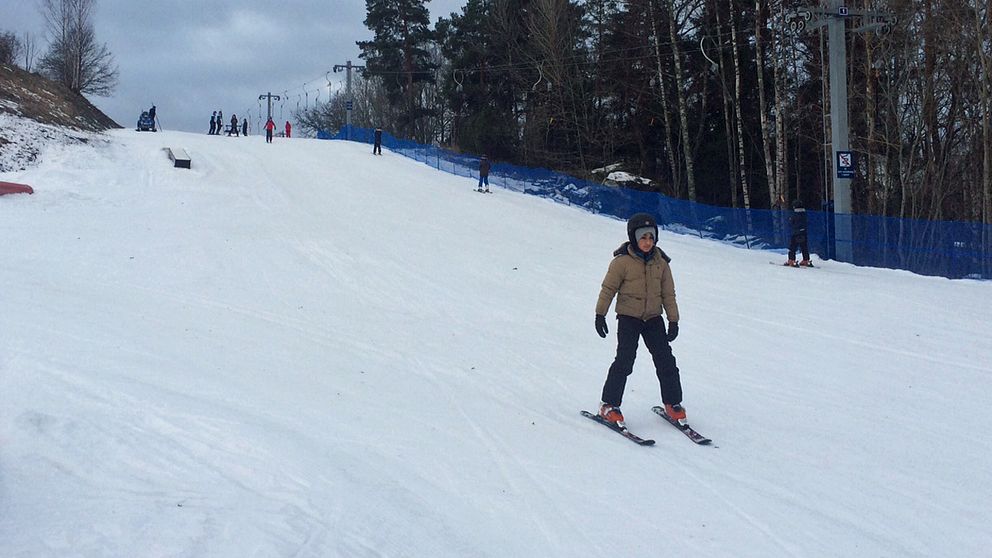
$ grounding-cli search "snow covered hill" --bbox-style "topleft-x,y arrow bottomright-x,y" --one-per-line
1,127 -> 991,557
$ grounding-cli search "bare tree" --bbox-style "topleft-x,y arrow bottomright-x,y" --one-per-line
772,1 -> 788,206
22,31 -> 38,71
37,0 -> 118,96
754,0 -> 776,207
728,0 -> 752,209
667,0 -> 698,201
0,31 -> 22,66
978,1 -> 992,225
523,0 -> 588,169
647,0 -> 680,194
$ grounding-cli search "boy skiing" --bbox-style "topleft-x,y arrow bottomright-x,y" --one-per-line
786,200 -> 813,267
595,213 -> 685,428
264,117 -> 275,143
477,155 -> 491,192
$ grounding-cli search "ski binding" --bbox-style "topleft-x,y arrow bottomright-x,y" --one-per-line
581,411 -> 655,446
651,406 -> 712,445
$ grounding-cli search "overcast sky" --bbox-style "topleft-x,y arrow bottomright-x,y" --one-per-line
4,0 -> 466,134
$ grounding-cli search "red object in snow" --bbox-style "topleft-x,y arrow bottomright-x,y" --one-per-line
0,181 -> 34,195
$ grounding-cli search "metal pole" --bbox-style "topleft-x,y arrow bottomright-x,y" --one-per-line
346,61 -> 353,140
786,3 -> 893,262
827,0 -> 853,262
334,60 -> 365,141
258,92 -> 281,122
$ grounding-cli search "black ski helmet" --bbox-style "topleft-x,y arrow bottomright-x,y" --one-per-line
627,212 -> 659,245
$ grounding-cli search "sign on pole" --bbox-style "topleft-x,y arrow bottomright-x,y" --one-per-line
836,151 -> 855,179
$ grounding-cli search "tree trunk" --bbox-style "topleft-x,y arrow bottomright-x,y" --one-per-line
977,3 -> 992,225
864,2 -> 879,215
754,0 -> 776,208
648,0 -> 681,196
729,0 -> 752,209
667,0 -> 697,201
713,2 -> 739,207
772,2 -> 787,205
920,0 -> 939,221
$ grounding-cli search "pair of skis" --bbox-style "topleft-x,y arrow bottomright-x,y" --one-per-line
580,406 -> 711,445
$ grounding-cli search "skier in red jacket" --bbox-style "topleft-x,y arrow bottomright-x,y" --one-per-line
285,121 -> 292,138
264,117 -> 275,143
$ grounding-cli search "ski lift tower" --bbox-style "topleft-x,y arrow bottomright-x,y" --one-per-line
333,60 -> 366,141
259,92 -> 281,122
785,0 -> 895,262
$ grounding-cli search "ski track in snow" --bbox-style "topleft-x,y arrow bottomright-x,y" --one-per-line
1,124 -> 991,557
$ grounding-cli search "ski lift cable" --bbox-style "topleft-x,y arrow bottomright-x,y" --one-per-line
532,64 -> 543,90
262,15 -> 758,98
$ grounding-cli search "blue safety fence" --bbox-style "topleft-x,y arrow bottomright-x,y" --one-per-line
321,125 -> 992,280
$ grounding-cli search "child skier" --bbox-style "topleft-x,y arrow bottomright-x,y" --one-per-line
264,117 -> 276,143
786,200 -> 813,267
595,212 -> 685,427
477,155 -> 491,192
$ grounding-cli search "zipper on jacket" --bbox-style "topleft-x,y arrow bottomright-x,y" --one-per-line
642,259 -> 649,318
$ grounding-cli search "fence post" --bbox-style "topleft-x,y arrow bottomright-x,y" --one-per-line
743,209 -> 753,249
691,203 -> 704,239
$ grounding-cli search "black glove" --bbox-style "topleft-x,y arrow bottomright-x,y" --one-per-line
595,315 -> 608,338
666,321 -> 679,342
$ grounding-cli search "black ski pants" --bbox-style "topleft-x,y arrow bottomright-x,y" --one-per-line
601,315 -> 682,407
788,231 -> 809,262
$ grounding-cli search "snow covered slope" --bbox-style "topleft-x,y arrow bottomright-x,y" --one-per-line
2,127 -> 991,557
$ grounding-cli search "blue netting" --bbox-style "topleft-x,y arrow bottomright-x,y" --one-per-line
322,126 -> 992,280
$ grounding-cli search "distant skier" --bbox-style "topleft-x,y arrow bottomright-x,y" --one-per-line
285,121 -> 292,138
373,127 -> 382,155
477,155 -> 491,192
264,117 -> 275,143
149,105 -> 157,131
228,114 -> 239,137
217,111 -> 223,134
242,117 -> 249,137
786,199 -> 812,267
594,213 -> 685,428
209,111 -> 217,135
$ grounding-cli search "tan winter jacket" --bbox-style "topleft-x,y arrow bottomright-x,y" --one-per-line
596,243 -> 679,323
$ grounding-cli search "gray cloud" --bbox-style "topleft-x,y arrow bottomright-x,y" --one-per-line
4,0 -> 464,134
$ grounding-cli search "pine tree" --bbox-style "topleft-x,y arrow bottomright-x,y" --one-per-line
436,0 -> 521,157
357,0 -> 437,140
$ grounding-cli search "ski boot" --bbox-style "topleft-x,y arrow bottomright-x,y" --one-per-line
665,403 -> 687,426
598,403 -> 625,427
784,259 -> 799,267
800,259 -> 814,267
